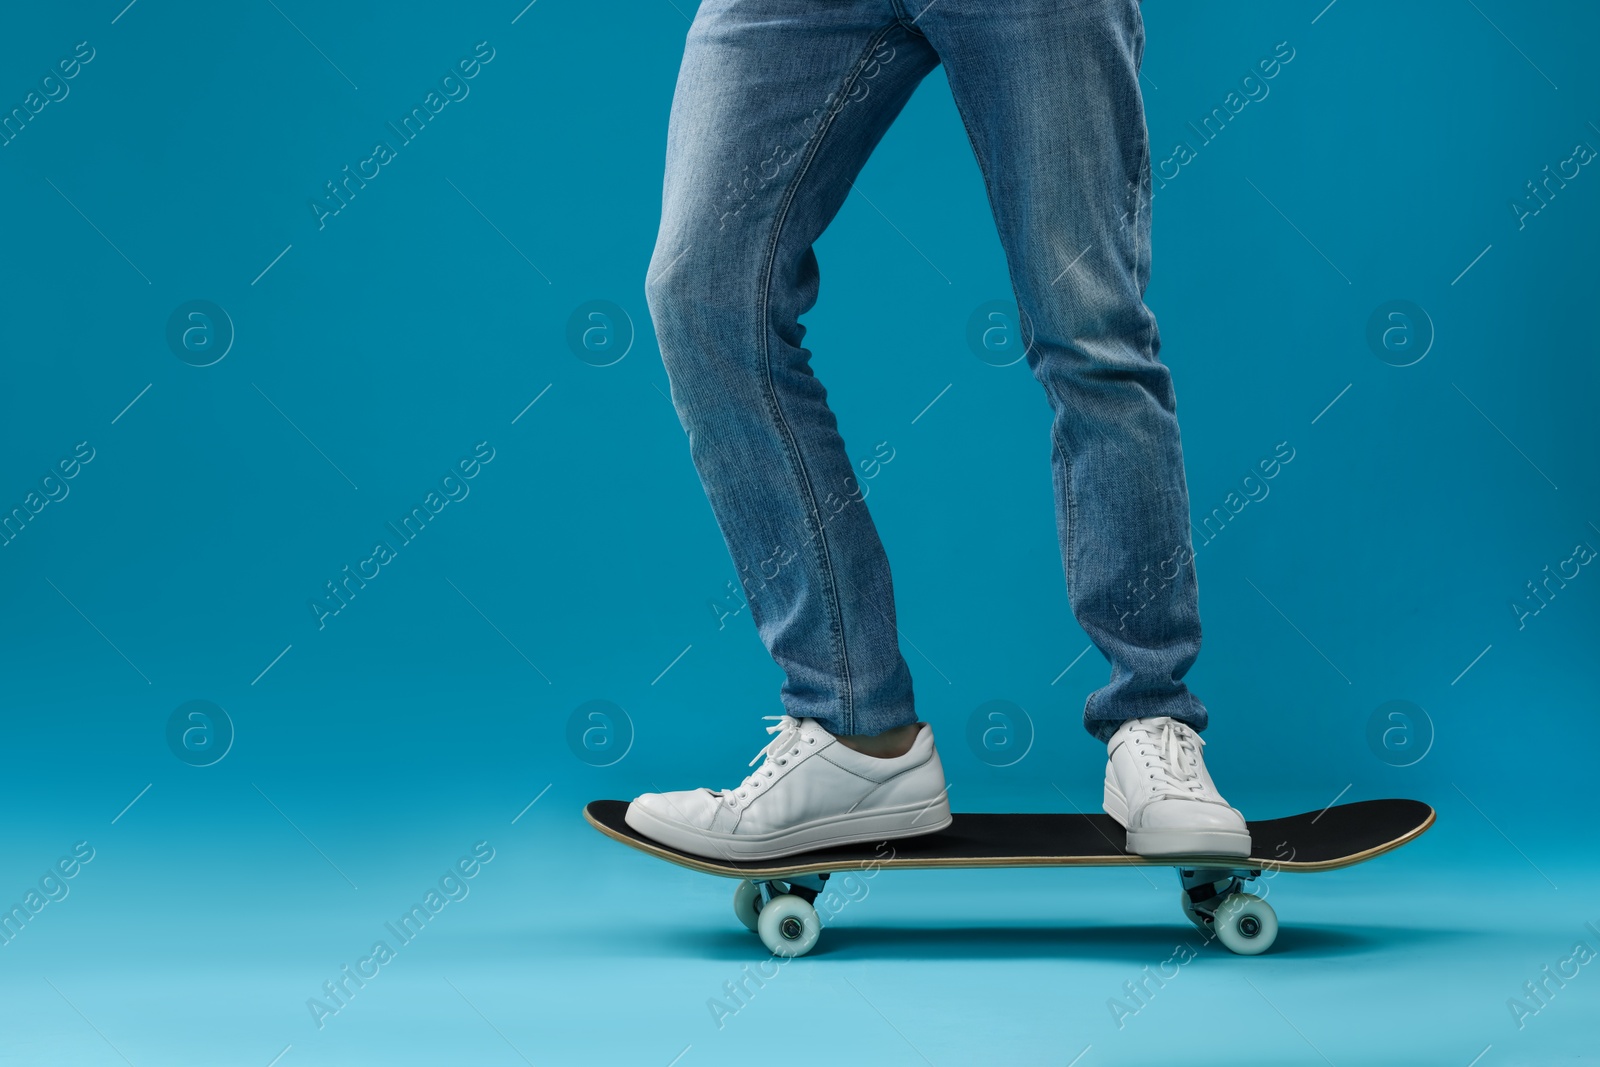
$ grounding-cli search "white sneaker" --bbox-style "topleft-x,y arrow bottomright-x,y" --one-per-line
1102,716 -> 1250,858
625,715 -> 952,861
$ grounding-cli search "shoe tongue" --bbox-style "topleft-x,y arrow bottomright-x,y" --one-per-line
1113,716 -> 1165,746
1127,719 -> 1204,789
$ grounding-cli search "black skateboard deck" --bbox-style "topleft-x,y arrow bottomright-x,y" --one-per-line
586,798 -> 1433,876
584,798 -> 1434,956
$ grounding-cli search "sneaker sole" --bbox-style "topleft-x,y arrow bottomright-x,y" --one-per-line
1104,779 -> 1252,859
1124,827 -> 1252,858
625,794 -> 953,862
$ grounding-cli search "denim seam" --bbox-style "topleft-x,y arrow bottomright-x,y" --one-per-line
942,73 -> 1097,725
1127,39 -> 1205,733
886,0 -> 928,37
757,20 -> 904,736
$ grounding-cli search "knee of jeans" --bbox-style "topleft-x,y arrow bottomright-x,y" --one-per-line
1033,336 -> 1169,392
643,256 -> 688,331
1031,302 -> 1165,374
646,263 -> 762,382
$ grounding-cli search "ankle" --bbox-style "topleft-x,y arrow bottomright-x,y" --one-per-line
836,722 -> 920,759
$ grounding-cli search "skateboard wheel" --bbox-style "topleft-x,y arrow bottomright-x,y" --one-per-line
732,880 -> 762,934
1210,893 -> 1277,955
756,894 -> 820,958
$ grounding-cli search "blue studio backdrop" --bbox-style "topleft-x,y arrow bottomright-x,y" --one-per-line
1,1 -> 1596,1064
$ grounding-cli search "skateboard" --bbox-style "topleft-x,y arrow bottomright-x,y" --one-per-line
584,797 -> 1434,957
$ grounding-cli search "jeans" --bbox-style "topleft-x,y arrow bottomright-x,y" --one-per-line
644,0 -> 1207,741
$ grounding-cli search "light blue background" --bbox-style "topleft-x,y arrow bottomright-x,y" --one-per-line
1,1 -> 1596,1063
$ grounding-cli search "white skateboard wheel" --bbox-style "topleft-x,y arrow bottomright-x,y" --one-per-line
1211,892 -> 1277,955
732,880 -> 762,933
757,894 -> 821,957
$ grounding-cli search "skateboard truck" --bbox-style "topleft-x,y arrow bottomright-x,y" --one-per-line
755,872 -> 828,906
1177,866 -> 1277,954
735,866 -> 1283,958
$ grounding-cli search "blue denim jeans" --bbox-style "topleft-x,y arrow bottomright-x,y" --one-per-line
645,0 -> 1206,740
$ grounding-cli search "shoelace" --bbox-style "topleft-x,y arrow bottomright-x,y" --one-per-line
1129,718 -> 1218,803
721,715 -> 813,806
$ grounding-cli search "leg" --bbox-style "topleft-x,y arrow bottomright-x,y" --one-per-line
917,0 -> 1204,739
645,1 -> 941,738
627,2 -> 954,862
919,0 -> 1249,857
